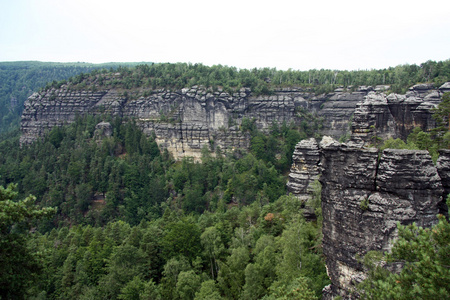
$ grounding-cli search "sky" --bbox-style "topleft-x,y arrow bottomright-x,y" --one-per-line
1,0 -> 449,71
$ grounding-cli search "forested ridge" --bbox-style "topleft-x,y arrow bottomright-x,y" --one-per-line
2,60 -> 450,135
60,60 -> 450,93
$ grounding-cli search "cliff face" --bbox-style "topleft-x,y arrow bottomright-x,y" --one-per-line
287,137 -> 446,299
286,138 -> 320,220
20,83 -> 449,158
351,83 -> 450,144
20,86 -> 360,158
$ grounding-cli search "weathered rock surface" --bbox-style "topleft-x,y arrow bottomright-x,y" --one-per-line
314,138 -> 444,299
286,138 -> 320,219
21,83 -> 449,158
20,86 -> 359,158
288,137 -> 446,298
437,149 -> 450,217
351,82 -> 450,145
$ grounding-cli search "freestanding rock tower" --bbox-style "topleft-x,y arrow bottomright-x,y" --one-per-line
288,137 -> 447,299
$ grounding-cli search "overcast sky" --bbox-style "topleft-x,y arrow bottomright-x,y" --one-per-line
1,0 -> 449,71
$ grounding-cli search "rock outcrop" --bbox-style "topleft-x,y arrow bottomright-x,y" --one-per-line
287,137 -> 445,299
351,82 -> 449,145
288,137 -> 447,299
94,121 -> 113,138
437,149 -> 450,217
286,138 -> 320,220
20,86 -> 360,158
21,83 -> 449,158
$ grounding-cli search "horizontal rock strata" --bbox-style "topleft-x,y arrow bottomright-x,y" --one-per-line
351,82 -> 450,145
317,138 -> 443,299
286,138 -> 320,219
436,149 -> 450,217
20,83 -> 449,159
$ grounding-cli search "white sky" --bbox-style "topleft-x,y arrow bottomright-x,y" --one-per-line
1,0 -> 449,71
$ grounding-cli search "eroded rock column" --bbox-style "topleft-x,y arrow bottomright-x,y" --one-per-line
286,138 -> 320,219
319,139 -> 442,299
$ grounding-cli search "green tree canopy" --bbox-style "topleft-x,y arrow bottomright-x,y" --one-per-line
0,184 -> 55,299
359,197 -> 450,299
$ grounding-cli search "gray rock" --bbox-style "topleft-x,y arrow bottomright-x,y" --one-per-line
19,83 -> 450,160
94,121 -> 113,138
437,149 -> 450,217
350,83 -> 450,145
314,142 -> 443,299
286,138 -> 320,219
411,83 -> 434,91
439,82 -> 450,91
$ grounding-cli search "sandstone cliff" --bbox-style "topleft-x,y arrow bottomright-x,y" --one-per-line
286,138 -> 320,220
20,83 -> 449,158
351,82 -> 450,145
19,86 -> 354,158
288,137 -> 447,299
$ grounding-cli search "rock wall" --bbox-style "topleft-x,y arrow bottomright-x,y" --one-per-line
351,82 -> 450,145
288,137 -> 447,299
437,149 -> 450,217
20,82 -> 449,158
20,86 -> 361,158
286,138 -> 320,220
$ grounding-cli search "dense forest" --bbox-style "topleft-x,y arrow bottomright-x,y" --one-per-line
1,61 -> 450,299
59,60 -> 450,95
1,112 -> 448,299
0,116 -> 328,299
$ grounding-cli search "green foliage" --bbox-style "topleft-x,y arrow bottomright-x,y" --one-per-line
176,270 -> 202,300
195,279 -> 223,299
433,92 -> 450,147
118,276 -> 146,300
360,197 -> 369,211
99,244 -> 147,298
359,213 -> 450,299
0,184 -> 55,230
0,116 -> 166,227
379,126 -> 446,162
0,115 -> 297,227
162,218 -> 202,262
263,277 -> 317,300
0,114 -> 333,299
0,184 -> 55,299
218,246 -> 250,298
1,190 -> 329,299
309,180 -> 323,221
53,60 -> 450,99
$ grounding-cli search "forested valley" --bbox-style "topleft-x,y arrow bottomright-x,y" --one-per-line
1,60 -> 450,299
1,115 -> 327,299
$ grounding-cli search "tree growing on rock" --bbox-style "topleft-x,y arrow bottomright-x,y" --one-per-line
359,196 -> 450,299
433,92 -> 450,147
